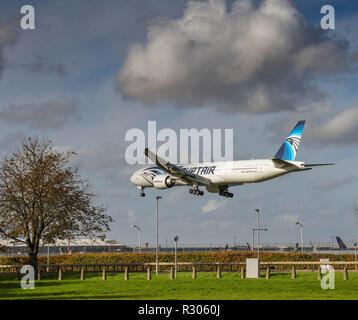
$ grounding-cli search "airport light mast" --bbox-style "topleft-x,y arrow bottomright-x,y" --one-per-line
255,209 -> 260,258
155,196 -> 162,275
174,236 -> 179,279
252,227 -> 268,255
251,209 -> 268,258
47,243 -> 50,272
295,221 -> 304,253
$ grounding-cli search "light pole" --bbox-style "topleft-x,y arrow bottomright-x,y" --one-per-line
252,228 -> 255,252
11,241 -> 15,258
156,196 -> 162,275
174,236 -> 178,279
255,209 -> 260,259
131,225 -> 142,253
295,221 -> 304,253
47,243 -> 50,272
252,228 -> 268,255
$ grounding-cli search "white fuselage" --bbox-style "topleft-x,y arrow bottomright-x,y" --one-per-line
130,159 -> 305,191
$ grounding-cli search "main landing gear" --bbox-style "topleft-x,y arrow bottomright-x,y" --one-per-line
189,186 -> 204,196
219,186 -> 233,198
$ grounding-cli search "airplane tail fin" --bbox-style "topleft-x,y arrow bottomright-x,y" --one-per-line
274,120 -> 305,161
336,236 -> 347,250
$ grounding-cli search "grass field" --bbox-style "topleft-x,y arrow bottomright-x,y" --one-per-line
1,271 -> 358,300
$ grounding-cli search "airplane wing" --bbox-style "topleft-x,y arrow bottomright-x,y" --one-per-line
144,148 -> 212,187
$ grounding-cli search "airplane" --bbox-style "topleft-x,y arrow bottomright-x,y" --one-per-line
130,120 -> 334,198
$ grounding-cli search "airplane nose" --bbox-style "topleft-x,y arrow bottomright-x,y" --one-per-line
131,171 -> 154,188
130,173 -> 137,185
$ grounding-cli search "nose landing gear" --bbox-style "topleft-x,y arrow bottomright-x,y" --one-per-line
138,186 -> 145,198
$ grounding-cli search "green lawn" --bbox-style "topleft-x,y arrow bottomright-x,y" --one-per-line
0,271 -> 358,300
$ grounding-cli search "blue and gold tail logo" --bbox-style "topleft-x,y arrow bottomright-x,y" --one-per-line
274,121 -> 305,161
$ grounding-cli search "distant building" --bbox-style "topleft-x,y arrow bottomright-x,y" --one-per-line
0,238 -> 128,256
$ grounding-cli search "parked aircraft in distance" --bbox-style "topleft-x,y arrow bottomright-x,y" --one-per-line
130,121 -> 334,198
336,236 -> 348,250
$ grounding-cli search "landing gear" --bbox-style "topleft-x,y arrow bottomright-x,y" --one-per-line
138,186 -> 145,198
219,186 -> 233,198
189,186 -> 204,196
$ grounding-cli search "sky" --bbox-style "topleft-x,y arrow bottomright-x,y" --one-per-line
0,0 -> 358,248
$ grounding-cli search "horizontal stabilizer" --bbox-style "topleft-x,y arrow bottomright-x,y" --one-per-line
272,158 -> 293,168
304,163 -> 335,167
271,158 -> 312,172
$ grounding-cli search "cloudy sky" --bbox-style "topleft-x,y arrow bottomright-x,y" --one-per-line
1,0 -> 358,247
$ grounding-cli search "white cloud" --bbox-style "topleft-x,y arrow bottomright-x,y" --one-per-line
309,107 -> 358,144
202,199 -> 227,213
265,101 -> 358,146
117,0 -> 355,113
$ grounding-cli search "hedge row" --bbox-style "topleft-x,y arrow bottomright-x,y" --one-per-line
1,251 -> 356,266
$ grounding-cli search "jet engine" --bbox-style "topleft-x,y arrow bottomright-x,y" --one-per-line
153,175 -> 175,189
